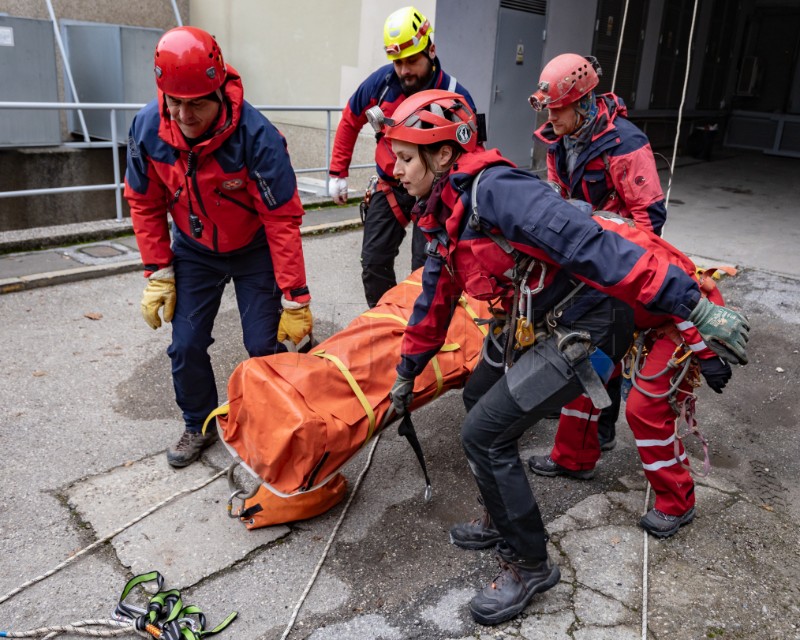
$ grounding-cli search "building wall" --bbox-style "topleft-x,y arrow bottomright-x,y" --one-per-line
188,0 -> 439,189
0,0 -> 186,28
433,0 -> 497,118
0,0 -> 188,231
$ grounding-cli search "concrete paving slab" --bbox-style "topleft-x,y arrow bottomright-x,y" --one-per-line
66,453 -> 221,539
573,625 -> 641,640
112,476 -> 290,589
559,525 -> 643,602
574,586 -> 638,626
518,610 -> 575,638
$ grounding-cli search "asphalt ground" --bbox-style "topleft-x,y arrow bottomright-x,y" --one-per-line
0,151 -> 798,640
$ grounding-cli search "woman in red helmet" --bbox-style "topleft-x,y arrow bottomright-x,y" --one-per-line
124,27 -> 314,468
381,89 -> 748,625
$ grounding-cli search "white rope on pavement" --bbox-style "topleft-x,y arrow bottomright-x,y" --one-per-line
0,467 -> 228,606
279,433 -> 384,640
641,483 -> 652,640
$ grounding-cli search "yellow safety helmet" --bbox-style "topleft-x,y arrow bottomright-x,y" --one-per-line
383,6 -> 433,61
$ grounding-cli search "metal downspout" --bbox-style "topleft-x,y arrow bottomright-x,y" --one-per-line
44,0 -> 89,142
170,0 -> 184,26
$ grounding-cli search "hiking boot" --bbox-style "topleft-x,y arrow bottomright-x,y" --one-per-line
450,508 -> 503,550
527,455 -> 594,480
167,429 -> 219,468
639,507 -> 696,538
468,553 -> 561,625
598,434 -> 617,452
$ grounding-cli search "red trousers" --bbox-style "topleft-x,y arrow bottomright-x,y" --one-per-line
551,336 -> 696,515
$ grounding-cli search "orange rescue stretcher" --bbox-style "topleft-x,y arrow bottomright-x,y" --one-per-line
207,271 -> 490,529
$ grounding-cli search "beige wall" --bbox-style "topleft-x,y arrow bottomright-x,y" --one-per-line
189,0 -> 437,129
187,1 -> 437,183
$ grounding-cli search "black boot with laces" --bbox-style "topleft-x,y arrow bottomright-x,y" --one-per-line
449,504 -> 503,550
468,545 -> 561,625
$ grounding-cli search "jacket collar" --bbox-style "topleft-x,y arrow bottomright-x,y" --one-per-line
414,149 -> 514,258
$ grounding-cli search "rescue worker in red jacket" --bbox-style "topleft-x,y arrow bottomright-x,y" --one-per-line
327,6 -> 476,308
380,90 -> 748,625
531,53 -> 668,457
526,54 -> 717,537
125,27 -> 313,468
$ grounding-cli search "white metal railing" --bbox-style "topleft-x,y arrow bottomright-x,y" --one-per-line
0,101 -> 370,222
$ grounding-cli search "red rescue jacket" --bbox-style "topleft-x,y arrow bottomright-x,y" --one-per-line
399,149 -> 713,378
534,94 -> 667,235
124,67 -> 309,302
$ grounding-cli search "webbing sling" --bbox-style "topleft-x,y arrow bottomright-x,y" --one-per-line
116,571 -> 237,640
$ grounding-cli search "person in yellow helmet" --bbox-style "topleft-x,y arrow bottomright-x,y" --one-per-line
327,6 -> 478,308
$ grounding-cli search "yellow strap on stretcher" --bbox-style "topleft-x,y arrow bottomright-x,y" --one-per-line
202,298 -> 479,438
202,403 -> 229,435
313,350 -> 378,441
392,280 -> 489,336
363,310 -> 459,400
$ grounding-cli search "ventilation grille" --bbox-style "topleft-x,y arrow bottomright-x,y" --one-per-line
500,0 -> 547,15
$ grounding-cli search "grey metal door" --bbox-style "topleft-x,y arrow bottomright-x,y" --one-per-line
488,7 -> 546,168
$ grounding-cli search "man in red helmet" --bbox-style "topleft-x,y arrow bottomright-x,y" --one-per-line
124,26 -> 314,467
527,54 -> 718,538
327,6 -> 477,308
529,53 -> 669,460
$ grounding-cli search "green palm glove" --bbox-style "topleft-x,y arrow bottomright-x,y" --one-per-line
688,298 -> 750,365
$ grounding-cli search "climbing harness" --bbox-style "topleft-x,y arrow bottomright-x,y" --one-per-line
622,329 -> 710,477
0,571 -> 236,639
468,168 -> 613,410
359,175 -> 379,223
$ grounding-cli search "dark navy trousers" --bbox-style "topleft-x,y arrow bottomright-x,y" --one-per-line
460,295 -> 634,560
169,229 -> 283,432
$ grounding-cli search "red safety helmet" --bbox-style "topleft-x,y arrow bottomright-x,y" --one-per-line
379,90 -> 478,152
528,53 -> 601,111
154,26 -> 226,98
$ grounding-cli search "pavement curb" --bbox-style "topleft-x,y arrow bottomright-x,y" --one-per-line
0,259 -> 143,294
0,216 -> 364,294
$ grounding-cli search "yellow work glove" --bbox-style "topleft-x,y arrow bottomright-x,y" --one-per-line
277,296 -> 313,346
141,266 -> 176,330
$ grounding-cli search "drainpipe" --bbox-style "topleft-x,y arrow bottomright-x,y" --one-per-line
44,0 -> 89,142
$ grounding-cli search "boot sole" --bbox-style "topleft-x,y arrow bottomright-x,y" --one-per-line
449,532 -> 503,551
469,563 -> 561,626
527,459 -> 595,480
599,438 -> 617,452
640,508 -> 696,538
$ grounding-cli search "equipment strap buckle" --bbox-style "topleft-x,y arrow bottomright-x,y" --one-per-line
556,330 -> 612,409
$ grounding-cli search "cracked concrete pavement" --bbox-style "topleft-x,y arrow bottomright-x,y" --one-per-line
1,152 -> 799,639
